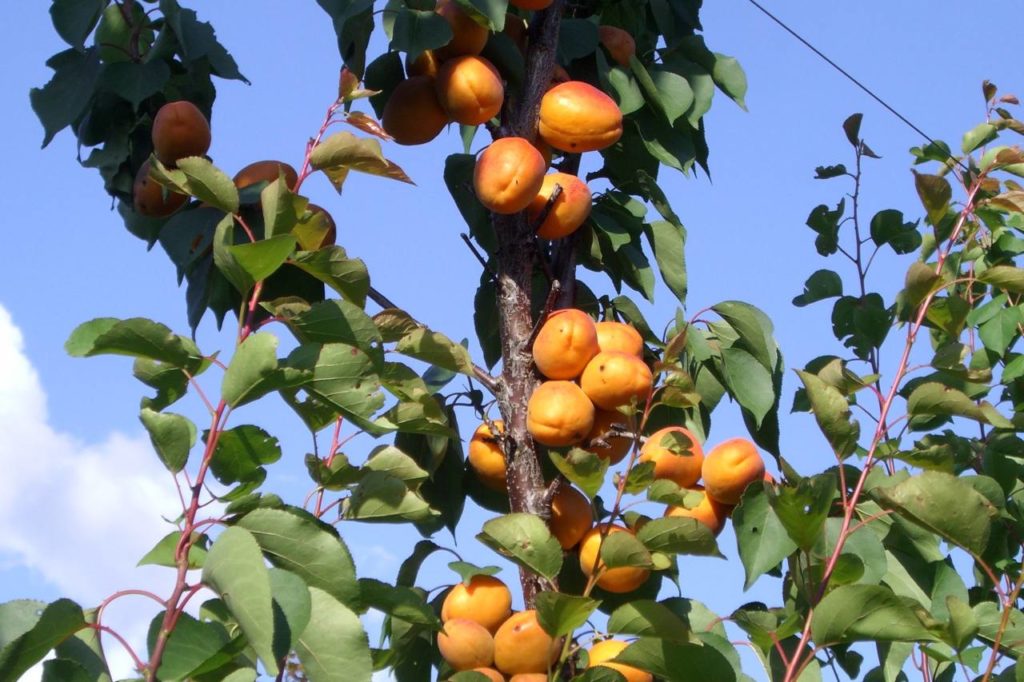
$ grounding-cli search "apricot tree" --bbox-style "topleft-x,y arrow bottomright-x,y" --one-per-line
7,1 -> 1024,681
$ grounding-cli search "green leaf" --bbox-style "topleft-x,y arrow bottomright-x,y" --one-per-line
712,300 -> 777,371
390,8 -> 452,60
535,592 -> 600,637
710,52 -> 747,110
805,200 -> 845,256
309,132 -> 414,192
201,527 -> 278,675
395,325 -> 476,376
771,474 -> 837,552
636,517 -> 721,557
221,332 -> 279,408
649,67 -> 695,124
213,214 -> 254,292
295,587 -> 373,682
0,599 -> 85,681
290,247 -> 371,307
732,483 -> 798,589
139,408 -> 195,473
98,60 -> 171,107
720,347 -> 774,427
174,157 -> 241,213
358,578 -> 439,628
66,317 -> 202,370
477,513 -> 563,580
944,596 -> 977,650
30,48 -> 101,147
795,371 -> 859,457
269,569 -> 313,660
134,357 -> 190,411
549,448 -> 609,499
906,382 -> 1012,429
607,600 -> 691,642
811,585 -> 937,644
600,529 -> 654,569
228,235 -> 298,283
210,425 -> 282,484
286,343 -> 385,425
347,471 -> 434,522
615,637 -> 738,682
453,0 -> 507,30
793,269 -> 843,307
978,265 -> 1024,294
962,122 -> 998,153
646,219 -> 688,305
870,209 -> 921,255
147,611 -> 228,680
137,531 -> 208,570
50,0 -> 104,49
913,171 -> 952,225
236,507 -> 361,609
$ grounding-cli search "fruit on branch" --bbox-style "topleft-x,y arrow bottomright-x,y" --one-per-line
437,618 -> 496,670
473,137 -> 547,214
528,172 -> 592,240
95,2 -> 153,63
664,487 -> 732,536
493,610 -> 561,675
584,409 -> 632,464
549,485 -> 593,549
579,524 -> 650,593
597,26 -> 637,67
638,426 -> 704,488
526,380 -> 595,447
579,351 -> 653,410
132,161 -> 187,217
538,81 -> 623,153
233,160 -> 299,191
702,437 -> 766,505
508,675 -> 547,682
436,56 -> 505,126
471,668 -> 506,682
532,308 -> 600,380
587,639 -> 651,682
435,0 -> 491,61
441,574 -> 513,633
152,101 -> 212,166
595,321 -> 643,357
468,421 -> 507,491
406,50 -> 440,78
381,76 -> 450,145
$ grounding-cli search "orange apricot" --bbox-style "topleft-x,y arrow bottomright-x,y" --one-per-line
588,639 -> 651,682
437,618 -> 495,671
406,49 -> 440,78
493,610 -> 561,675
528,172 -> 592,240
579,351 -> 653,410
539,81 -> 622,153
381,76 -> 450,145
549,485 -> 593,549
472,668 -> 506,682
584,409 -> 633,464
473,137 -> 547,214
578,524 -> 649,593
598,26 -> 637,67
532,308 -> 600,380
152,101 -> 211,166
132,161 -> 187,217
436,56 -> 504,125
665,487 -> 733,536
702,437 -> 766,505
595,321 -> 643,357
441,574 -> 513,633
638,426 -> 704,488
435,0 -> 490,61
233,160 -> 298,191
468,421 -> 507,492
526,381 -> 595,447
509,675 -> 547,682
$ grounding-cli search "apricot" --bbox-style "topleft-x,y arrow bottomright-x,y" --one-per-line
588,639 -> 651,682
549,485 -> 593,549
468,421 -> 507,492
528,172 -> 592,240
595,321 -> 643,357
493,610 -> 561,675
473,137 -> 546,214
406,49 -> 440,78
381,76 -> 449,145
436,56 -> 505,126
598,26 -> 636,67
233,160 -> 298,191
437,618 -> 495,671
638,426 -> 704,488
132,161 -> 187,217
702,437 -> 766,505
96,2 -> 153,63
509,676 -> 547,682
579,351 -> 653,410
584,409 -> 632,464
472,669 -> 506,682
435,0 -> 490,62
532,308 -> 600,380
441,574 -> 513,633
509,0 -> 554,10
538,81 -> 623,153
152,101 -> 211,166
526,381 -> 595,447
664,487 -> 732,536
578,524 -> 649,593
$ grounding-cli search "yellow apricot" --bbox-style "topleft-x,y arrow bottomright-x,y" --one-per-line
436,56 -> 505,126
381,76 -> 450,145
526,381 -> 595,447
532,308 -> 600,380
579,351 -> 653,410
472,668 -> 506,682
468,421 -> 507,491
595,321 -> 643,357
638,426 -> 704,489
493,610 -> 561,675
549,485 -> 593,549
437,618 -> 495,671
441,574 -> 513,634
538,81 -> 622,153
435,0 -> 490,61
528,172 -> 592,240
664,487 -> 733,536
578,524 -> 649,593
584,409 -> 633,465
588,639 -> 651,682
473,137 -> 547,214
702,437 -> 765,505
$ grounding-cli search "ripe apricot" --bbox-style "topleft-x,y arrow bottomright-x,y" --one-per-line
638,426 -> 704,488
406,49 -> 440,78
532,309 -> 600,380
132,161 -> 187,217
468,421 -> 507,491
538,81 -> 622,153
578,524 -> 649,593
549,485 -> 593,549
702,437 -> 766,505
233,160 -> 298,191
579,351 -> 653,410
528,172 -> 592,240
595,321 -> 643,357
493,610 -> 560,675
436,56 -> 504,126
584,409 -> 632,464
152,101 -> 211,166
588,639 -> 651,682
664,487 -> 733,536
441,574 -> 513,633
526,381 -> 595,447
382,76 -> 450,145
508,675 -> 547,682
473,137 -> 546,214
509,0 -> 554,10
472,668 -> 506,682
435,0 -> 490,61
437,618 -> 495,671
598,26 -> 636,67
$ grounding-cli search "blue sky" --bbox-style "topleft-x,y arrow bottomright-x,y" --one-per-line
1,1 -> 1020,679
